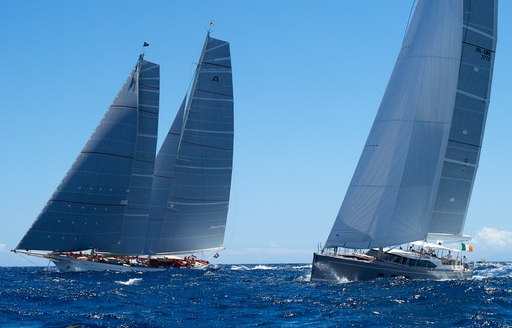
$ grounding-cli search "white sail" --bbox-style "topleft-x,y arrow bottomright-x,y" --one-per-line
326,0 -> 465,249
428,0 -> 497,238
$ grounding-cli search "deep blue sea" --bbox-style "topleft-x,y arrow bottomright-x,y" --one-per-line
0,263 -> 511,327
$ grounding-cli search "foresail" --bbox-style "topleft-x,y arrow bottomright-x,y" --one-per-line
144,96 -> 186,254
17,60 -> 144,252
325,0 -> 463,249
429,0 -> 497,237
106,60 -> 160,254
153,35 -> 234,254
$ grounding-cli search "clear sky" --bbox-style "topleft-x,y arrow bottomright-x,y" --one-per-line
1,1 -> 511,266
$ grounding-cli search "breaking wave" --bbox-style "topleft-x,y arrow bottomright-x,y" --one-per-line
114,278 -> 142,285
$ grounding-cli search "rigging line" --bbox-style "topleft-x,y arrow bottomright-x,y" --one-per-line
404,0 -> 417,39
15,252 -> 44,267
224,169 -> 237,250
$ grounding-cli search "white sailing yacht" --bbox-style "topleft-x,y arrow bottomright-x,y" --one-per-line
14,34 -> 234,272
311,0 -> 497,281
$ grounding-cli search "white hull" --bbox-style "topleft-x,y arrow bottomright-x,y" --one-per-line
47,254 -> 166,272
14,250 -> 210,272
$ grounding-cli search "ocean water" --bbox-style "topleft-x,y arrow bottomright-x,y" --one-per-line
0,263 -> 511,327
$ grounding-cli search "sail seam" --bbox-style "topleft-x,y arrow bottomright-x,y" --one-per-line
432,209 -> 465,215
438,175 -> 473,183
205,42 -> 228,52
456,89 -> 487,102
448,138 -> 481,148
134,158 -> 155,164
137,133 -> 157,138
27,231 -> 122,236
81,151 -> 134,160
202,61 -> 231,69
110,105 -> 137,110
194,89 -> 233,97
139,108 -> 159,115
154,174 -> 174,179
170,201 -> 229,206
461,41 -> 495,53
462,24 -> 494,40
180,140 -> 233,151
184,128 -> 233,134
175,164 -> 232,170
192,97 -> 234,103
49,199 -> 126,207
443,158 -> 476,168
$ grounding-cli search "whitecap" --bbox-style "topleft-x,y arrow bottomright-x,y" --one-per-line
295,274 -> 311,282
115,278 -> 142,285
291,264 -> 312,270
253,265 -> 275,270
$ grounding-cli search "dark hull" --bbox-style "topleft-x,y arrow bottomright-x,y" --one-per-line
311,253 -> 471,282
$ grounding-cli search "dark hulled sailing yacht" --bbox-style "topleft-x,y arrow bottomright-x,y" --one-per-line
312,0 -> 497,282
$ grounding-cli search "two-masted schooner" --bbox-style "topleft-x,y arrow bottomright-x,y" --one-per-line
13,33 -> 234,272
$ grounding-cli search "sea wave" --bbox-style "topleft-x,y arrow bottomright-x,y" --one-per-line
2,264 -> 511,327
114,278 -> 142,285
229,264 -> 312,271
472,262 -> 512,280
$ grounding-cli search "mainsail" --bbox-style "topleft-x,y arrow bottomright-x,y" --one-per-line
146,34 -> 234,254
428,0 -> 497,239
17,56 -> 160,253
325,0 -> 497,249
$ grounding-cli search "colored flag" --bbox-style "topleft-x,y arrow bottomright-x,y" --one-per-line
213,252 -> 219,258
210,20 -> 215,27
461,243 -> 467,251
468,245 -> 474,252
143,42 -> 149,47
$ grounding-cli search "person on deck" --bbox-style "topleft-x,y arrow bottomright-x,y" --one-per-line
463,255 -> 470,269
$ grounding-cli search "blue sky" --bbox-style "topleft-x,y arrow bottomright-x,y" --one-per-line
1,1 -> 511,266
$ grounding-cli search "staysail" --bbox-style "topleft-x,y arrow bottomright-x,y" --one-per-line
146,34 -> 234,254
326,0 -> 472,249
428,0 -> 497,240
144,96 -> 186,254
17,57 -> 160,253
